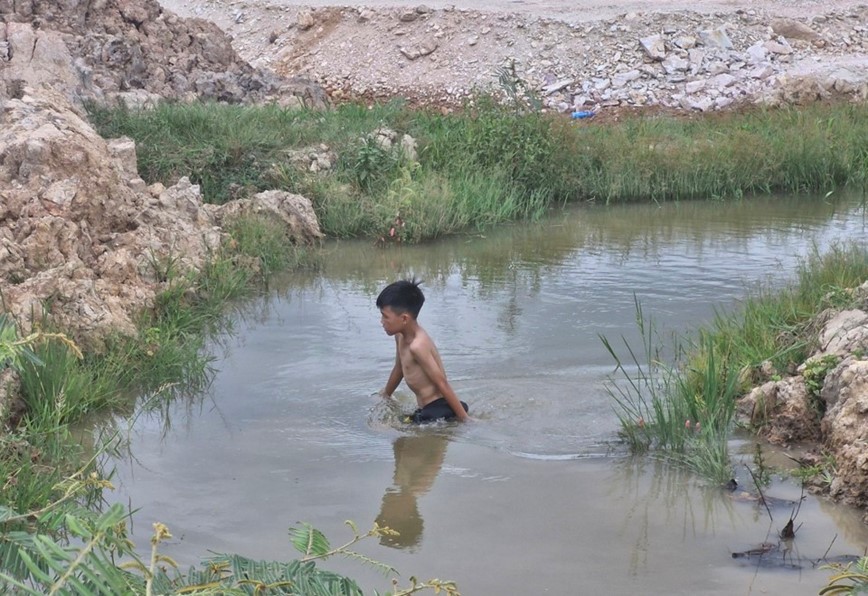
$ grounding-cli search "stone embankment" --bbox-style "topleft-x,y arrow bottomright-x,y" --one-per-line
0,87 -> 322,350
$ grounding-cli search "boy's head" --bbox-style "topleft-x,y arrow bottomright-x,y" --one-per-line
376,279 -> 425,319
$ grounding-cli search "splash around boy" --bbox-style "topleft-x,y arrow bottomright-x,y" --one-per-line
377,280 -> 470,423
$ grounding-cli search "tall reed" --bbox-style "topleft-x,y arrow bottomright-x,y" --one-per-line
601,299 -> 738,483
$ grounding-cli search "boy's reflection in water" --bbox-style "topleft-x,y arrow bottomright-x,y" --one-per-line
375,433 -> 449,550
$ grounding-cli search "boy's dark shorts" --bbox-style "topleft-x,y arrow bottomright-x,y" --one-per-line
409,397 -> 469,424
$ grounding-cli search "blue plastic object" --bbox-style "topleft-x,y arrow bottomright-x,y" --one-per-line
571,110 -> 595,119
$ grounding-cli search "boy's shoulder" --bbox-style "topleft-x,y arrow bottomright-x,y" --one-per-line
408,327 -> 436,351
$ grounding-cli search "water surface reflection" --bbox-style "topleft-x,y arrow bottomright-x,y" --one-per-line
375,433 -> 450,551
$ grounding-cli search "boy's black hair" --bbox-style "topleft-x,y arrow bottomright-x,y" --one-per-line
376,279 -> 425,319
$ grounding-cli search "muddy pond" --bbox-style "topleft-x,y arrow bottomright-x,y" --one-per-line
102,194 -> 868,595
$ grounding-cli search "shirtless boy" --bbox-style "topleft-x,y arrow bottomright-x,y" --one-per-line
377,280 -> 470,423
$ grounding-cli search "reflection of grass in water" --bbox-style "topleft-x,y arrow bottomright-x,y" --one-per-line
609,456 -> 741,576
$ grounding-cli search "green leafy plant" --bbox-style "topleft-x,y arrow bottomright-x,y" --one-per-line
789,452 -> 837,488
0,503 -> 139,596
820,556 -> 868,595
803,354 -> 840,397
1,509 -> 460,596
347,136 -> 399,193
803,353 -> 840,417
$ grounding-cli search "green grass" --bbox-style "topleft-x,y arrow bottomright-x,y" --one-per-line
705,243 -> 868,383
605,242 -> 868,482
87,99 -> 868,243
602,299 -> 740,483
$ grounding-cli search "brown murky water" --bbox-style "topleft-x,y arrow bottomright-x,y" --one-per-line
104,194 -> 868,595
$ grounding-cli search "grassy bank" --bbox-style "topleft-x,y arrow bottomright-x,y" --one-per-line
605,243 -> 868,482
87,99 -> 868,242
0,215 -> 314,583
4,214 -> 308,511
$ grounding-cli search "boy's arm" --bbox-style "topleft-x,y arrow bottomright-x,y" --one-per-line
382,339 -> 403,397
410,344 -> 469,422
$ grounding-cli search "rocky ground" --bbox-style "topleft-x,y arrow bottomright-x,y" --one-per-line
157,0 -> 868,112
1,2 -> 324,378
736,293 -> 868,517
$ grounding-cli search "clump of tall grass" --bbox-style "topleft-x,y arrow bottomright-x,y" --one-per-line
563,104 -> 868,203
0,316 -> 104,517
601,299 -> 739,484
88,98 -> 868,243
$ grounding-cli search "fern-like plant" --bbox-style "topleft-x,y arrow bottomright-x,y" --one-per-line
820,556 -> 868,595
0,502 -> 142,595
1,509 -> 460,595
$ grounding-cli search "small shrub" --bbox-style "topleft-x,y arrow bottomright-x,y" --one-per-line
803,354 -> 839,416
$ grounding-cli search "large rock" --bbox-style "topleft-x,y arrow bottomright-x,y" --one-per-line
821,358 -> 868,508
738,285 -> 868,513
816,309 -> 868,357
0,24 -> 82,100
0,86 -> 321,350
736,377 -> 821,445
0,0 -> 327,107
0,87 -> 221,345
762,58 -> 868,106
770,18 -> 821,43
208,190 -> 324,244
